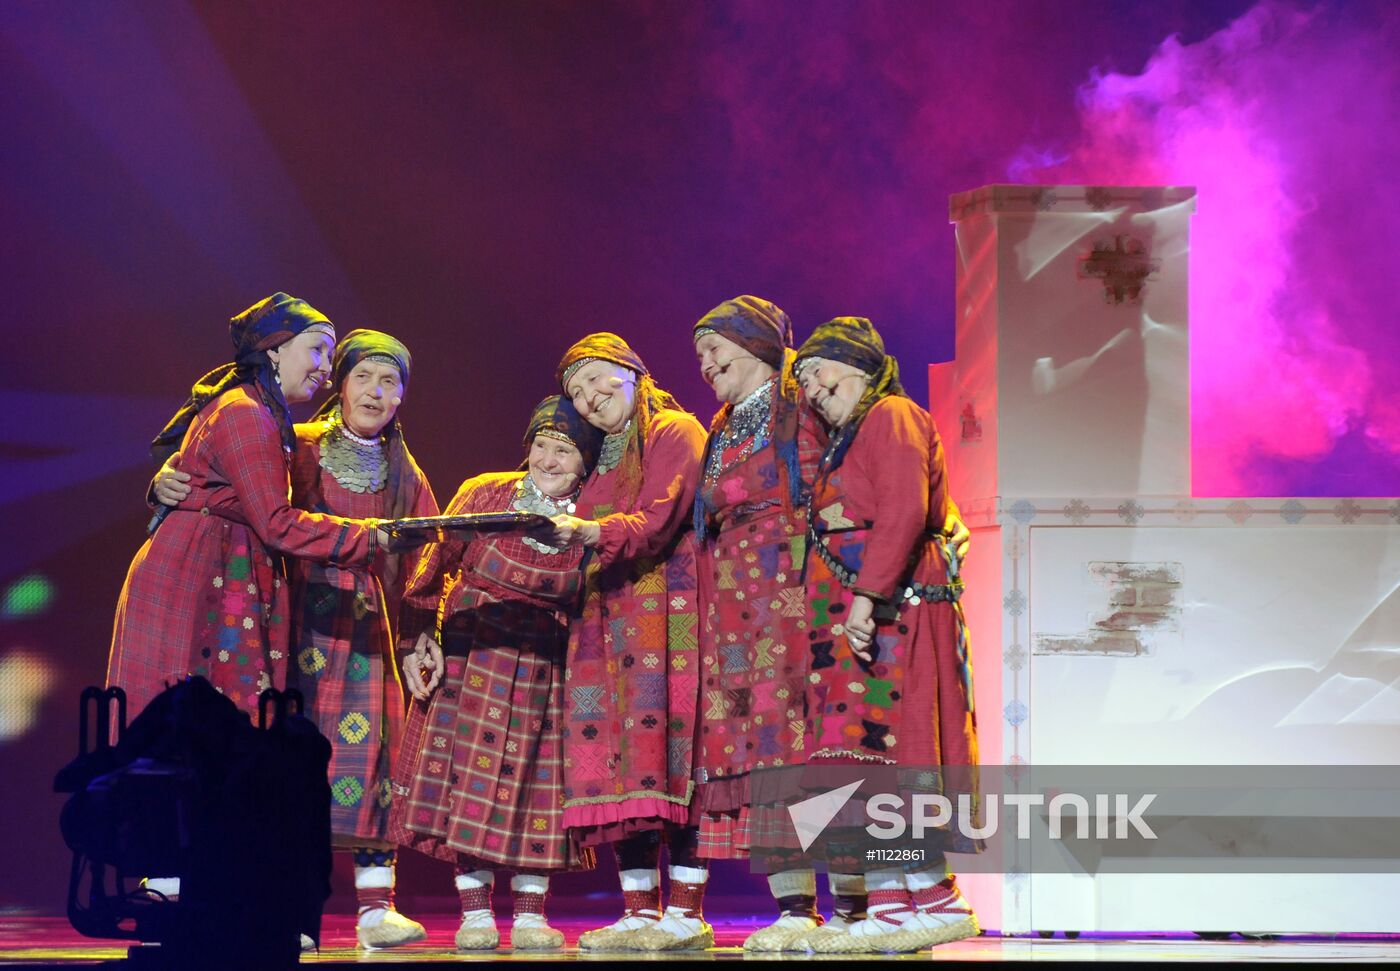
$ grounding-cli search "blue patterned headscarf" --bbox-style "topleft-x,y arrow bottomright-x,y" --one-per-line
523,394 -> 605,474
151,292 -> 334,461
692,295 -> 793,369
795,316 -> 907,479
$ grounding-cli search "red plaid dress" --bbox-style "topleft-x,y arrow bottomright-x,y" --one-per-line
560,409 -> 705,845
286,421 -> 438,844
108,386 -> 378,718
389,472 -> 593,871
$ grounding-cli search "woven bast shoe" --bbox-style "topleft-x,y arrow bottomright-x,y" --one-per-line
810,907 -> 916,954
871,908 -> 980,952
632,920 -> 715,951
509,923 -> 565,950
865,912 -> 980,953
809,925 -> 880,954
789,922 -> 856,952
870,878 -> 980,952
579,891 -> 662,951
577,925 -> 654,951
578,916 -> 659,951
357,909 -> 428,949
454,919 -> 501,951
743,915 -> 820,951
788,909 -> 864,952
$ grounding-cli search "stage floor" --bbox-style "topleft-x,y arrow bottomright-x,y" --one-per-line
3,916 -> 1400,966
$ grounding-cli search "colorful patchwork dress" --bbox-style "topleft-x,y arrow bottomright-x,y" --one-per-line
390,472 -> 592,871
804,396 -> 978,850
691,380 -> 826,858
560,408 -> 706,845
109,385 -> 379,718
285,417 -> 438,843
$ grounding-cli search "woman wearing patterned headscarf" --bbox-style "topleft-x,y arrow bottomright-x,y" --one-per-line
153,327 -> 438,949
688,296 -> 850,952
791,317 -> 980,954
110,295 -> 395,934
548,334 -> 708,951
111,294 -> 391,721
386,395 -> 603,952
288,329 -> 439,947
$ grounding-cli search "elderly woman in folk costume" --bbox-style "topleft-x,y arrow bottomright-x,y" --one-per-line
387,396 -> 602,951
545,334 -> 709,951
152,327 -> 438,949
112,293 -> 397,912
791,316 -> 979,954
286,330 -> 438,947
688,296 -> 868,951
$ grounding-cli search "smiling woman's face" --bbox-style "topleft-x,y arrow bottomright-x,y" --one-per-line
798,358 -> 869,428
564,360 -> 637,434
694,331 -> 774,405
267,327 -> 336,404
339,358 -> 403,437
527,433 -> 585,496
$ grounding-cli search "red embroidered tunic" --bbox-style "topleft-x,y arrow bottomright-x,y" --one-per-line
286,419 -> 438,843
108,386 -> 377,717
805,396 -> 978,781
389,472 -> 592,870
560,408 -> 706,844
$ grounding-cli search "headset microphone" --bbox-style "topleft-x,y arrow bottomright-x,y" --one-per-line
716,353 -> 762,375
823,373 -> 865,394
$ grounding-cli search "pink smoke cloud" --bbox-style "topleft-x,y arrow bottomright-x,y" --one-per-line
1031,0 -> 1400,496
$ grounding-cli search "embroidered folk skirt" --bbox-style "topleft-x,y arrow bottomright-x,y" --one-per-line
694,501 -> 814,860
390,593 -> 592,871
287,568 -> 401,843
560,540 -> 701,845
805,529 -> 981,856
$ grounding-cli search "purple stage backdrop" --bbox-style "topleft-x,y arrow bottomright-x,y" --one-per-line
2,0 -> 1397,916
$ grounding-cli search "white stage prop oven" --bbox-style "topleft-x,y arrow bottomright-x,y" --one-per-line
929,184 -> 1400,935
